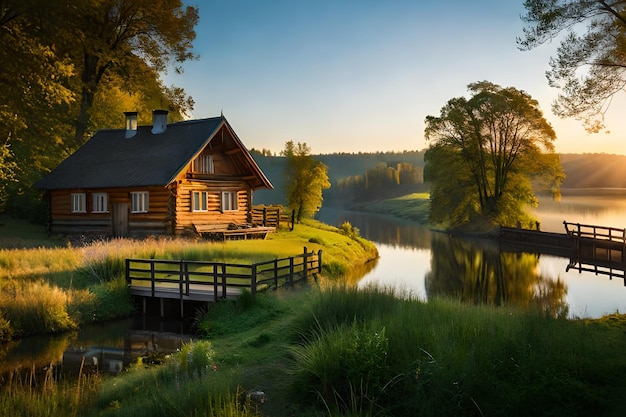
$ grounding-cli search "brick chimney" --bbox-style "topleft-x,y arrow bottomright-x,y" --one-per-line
151,110 -> 168,134
124,111 -> 138,138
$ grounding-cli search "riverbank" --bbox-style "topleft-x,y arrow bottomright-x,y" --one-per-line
3,286 -> 626,417
350,192 -> 431,224
0,216 -> 377,341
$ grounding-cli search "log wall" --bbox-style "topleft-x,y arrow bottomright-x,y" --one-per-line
47,186 -> 172,236
173,178 -> 251,235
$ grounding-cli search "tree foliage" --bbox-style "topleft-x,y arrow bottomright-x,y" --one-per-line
424,81 -> 564,228
336,162 -> 423,201
0,0 -> 198,218
282,141 -> 331,222
518,0 -> 626,132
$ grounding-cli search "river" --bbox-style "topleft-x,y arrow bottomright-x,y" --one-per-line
318,189 -> 626,319
2,189 -> 626,380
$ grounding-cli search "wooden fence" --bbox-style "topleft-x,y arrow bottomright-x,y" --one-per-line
251,205 -> 295,230
125,247 -> 322,315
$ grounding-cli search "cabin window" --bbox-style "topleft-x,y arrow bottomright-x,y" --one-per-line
130,191 -> 149,213
192,191 -> 208,212
92,192 -> 108,213
192,154 -> 214,174
71,193 -> 86,213
221,191 -> 238,211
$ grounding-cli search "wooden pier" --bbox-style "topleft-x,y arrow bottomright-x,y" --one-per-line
499,226 -> 575,257
564,222 -> 626,283
126,247 -> 322,317
500,222 -> 626,283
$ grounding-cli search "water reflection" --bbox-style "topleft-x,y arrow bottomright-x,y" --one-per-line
318,205 -> 626,318
1,318 -> 193,387
318,207 -> 431,249
426,233 -> 568,315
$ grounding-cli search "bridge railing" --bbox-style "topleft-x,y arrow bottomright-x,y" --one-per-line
125,247 -> 321,302
563,221 -> 626,244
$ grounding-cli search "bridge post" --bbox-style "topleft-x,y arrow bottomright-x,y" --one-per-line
251,264 -> 257,298
212,264 -> 219,302
317,250 -> 323,273
303,246 -> 308,281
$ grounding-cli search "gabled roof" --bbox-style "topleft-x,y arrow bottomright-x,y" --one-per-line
35,116 -> 273,191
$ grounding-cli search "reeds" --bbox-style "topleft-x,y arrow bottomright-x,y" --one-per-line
287,286 -> 626,417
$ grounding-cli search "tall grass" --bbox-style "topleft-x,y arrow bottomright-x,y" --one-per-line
0,280 -> 77,336
0,362 -> 101,417
88,340 -> 261,417
288,286 -> 626,417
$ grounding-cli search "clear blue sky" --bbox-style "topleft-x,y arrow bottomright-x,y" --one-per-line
166,0 -> 626,155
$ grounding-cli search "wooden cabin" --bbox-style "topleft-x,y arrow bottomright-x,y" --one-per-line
35,111 -> 273,237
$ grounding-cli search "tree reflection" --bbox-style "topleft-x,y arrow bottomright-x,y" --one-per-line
318,208 -> 432,249
425,233 -> 568,316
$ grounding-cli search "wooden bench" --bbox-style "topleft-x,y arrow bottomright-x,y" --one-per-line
193,223 -> 275,241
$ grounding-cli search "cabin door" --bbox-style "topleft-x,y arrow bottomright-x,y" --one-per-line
112,203 -> 129,237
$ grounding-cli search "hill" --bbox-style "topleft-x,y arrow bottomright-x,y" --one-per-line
251,151 -> 626,206
252,151 -> 425,205
560,153 -> 626,188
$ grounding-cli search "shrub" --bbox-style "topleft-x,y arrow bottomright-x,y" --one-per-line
0,310 -> 13,342
0,280 -> 76,336
290,320 -> 393,415
340,221 -> 360,239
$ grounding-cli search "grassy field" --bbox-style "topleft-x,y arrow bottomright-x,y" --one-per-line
0,215 -> 376,340
3,214 -> 626,416
4,286 -> 625,417
352,192 -> 430,224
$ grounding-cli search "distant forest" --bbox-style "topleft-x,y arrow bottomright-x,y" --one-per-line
250,151 -> 626,206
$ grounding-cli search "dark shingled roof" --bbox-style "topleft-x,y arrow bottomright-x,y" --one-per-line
35,116 -> 272,191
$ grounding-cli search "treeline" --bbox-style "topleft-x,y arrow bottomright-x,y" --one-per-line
334,162 -> 424,201
251,151 -> 626,208
250,150 -> 426,206
560,153 -> 626,188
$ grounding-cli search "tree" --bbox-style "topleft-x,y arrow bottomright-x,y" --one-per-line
42,0 -> 199,146
282,141 -> 331,222
0,0 -> 198,218
424,81 -> 564,228
518,0 -> 626,133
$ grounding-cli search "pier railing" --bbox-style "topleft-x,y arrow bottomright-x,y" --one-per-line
563,221 -> 626,244
125,247 -> 322,303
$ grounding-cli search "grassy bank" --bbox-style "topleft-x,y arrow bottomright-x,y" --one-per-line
0,216 -> 376,340
352,192 -> 430,224
3,287 -> 625,417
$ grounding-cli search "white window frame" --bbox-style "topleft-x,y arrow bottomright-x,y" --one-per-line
71,193 -> 86,213
130,191 -> 149,213
192,154 -> 214,174
221,191 -> 239,212
92,192 -> 108,213
192,191 -> 208,212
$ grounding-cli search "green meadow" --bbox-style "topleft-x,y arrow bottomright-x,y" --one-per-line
1,215 -> 626,416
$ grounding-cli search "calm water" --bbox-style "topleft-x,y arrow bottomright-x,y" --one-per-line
318,189 -> 626,319
3,189 -> 626,379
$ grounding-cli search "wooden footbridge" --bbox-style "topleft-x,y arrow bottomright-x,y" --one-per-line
563,222 -> 626,283
500,221 -> 626,284
125,247 -> 322,317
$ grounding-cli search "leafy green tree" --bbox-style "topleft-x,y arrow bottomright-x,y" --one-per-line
518,0 -> 626,133
48,0 -> 199,146
424,81 -> 563,228
0,0 -> 198,218
282,141 -> 331,222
